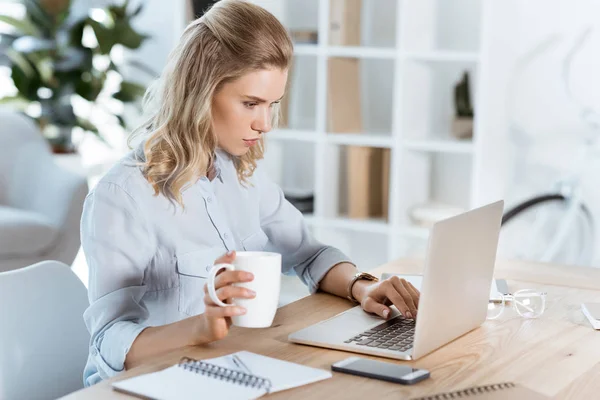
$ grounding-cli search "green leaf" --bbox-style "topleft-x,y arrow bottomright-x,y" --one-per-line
23,0 -> 55,35
107,60 -> 119,73
6,48 -> 46,97
108,0 -> 130,19
126,59 -> 158,78
113,80 -> 146,103
75,116 -> 111,146
87,19 -> 114,54
0,15 -> 40,36
32,57 -> 54,84
55,7 -> 71,27
67,19 -> 86,47
75,116 -> 98,133
6,48 -> 35,76
11,64 -> 42,100
75,70 -> 105,101
53,69 -> 79,92
54,47 -> 92,72
0,94 -> 30,111
130,2 -> 144,18
116,114 -> 127,128
113,20 -> 147,49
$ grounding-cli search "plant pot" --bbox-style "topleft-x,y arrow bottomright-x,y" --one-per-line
40,100 -> 78,153
451,116 -> 474,140
45,126 -> 77,154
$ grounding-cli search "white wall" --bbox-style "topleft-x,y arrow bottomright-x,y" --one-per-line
476,0 -> 600,265
124,0 -> 185,77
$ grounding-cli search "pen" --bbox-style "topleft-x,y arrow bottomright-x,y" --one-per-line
231,354 -> 252,375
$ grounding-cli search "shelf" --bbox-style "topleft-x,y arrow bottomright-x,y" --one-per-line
401,51 -> 480,63
327,46 -> 397,59
270,131 -> 396,148
402,139 -> 474,154
326,133 -> 394,148
293,44 -> 319,56
269,129 -> 319,142
306,216 -> 390,234
400,0 -> 483,54
266,0 -> 485,267
293,49 -> 479,62
293,45 -> 398,59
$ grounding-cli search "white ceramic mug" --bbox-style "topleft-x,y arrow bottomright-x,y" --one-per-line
207,251 -> 282,328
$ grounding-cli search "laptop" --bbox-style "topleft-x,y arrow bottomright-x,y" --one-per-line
288,200 -> 504,361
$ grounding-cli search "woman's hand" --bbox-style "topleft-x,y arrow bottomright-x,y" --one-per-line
357,276 -> 420,320
197,251 -> 255,342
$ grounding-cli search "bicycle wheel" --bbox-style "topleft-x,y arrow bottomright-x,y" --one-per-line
499,194 -> 594,265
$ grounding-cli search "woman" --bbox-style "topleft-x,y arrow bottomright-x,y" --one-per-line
81,0 -> 420,386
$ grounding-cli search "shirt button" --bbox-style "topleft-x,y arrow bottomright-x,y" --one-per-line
206,265 -> 211,272
207,196 -> 213,203
91,348 -> 98,356
223,233 -> 229,239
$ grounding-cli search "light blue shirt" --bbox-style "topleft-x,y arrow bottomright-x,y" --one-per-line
80,148 -> 352,386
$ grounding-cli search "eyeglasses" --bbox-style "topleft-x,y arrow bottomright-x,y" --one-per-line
486,289 -> 547,320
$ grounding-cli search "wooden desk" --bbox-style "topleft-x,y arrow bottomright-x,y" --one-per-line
64,259 -> 600,399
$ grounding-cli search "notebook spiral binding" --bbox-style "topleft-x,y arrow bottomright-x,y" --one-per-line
178,357 -> 273,392
411,382 -> 516,400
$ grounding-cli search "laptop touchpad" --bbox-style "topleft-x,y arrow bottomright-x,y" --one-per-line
315,308 -> 383,342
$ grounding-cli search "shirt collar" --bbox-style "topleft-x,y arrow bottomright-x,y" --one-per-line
212,148 -> 232,183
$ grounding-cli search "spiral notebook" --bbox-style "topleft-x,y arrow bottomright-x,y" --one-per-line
410,382 -> 550,400
112,351 -> 332,400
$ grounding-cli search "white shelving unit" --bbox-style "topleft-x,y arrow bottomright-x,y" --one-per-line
262,0 -> 488,270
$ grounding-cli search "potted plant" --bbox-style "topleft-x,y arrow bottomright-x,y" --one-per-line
451,71 -> 474,140
0,0 -> 155,153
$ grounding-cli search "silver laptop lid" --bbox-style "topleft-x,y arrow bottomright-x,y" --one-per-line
411,200 -> 504,359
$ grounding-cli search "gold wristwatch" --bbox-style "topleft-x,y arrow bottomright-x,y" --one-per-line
347,271 -> 379,304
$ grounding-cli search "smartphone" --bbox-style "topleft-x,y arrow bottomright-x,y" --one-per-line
332,357 -> 430,385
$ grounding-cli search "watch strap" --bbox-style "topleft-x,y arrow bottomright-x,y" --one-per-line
347,272 -> 379,304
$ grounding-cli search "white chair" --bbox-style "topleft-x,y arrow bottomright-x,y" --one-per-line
0,261 -> 90,399
0,109 -> 88,272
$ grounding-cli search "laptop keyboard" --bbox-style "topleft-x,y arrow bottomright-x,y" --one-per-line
343,316 -> 415,352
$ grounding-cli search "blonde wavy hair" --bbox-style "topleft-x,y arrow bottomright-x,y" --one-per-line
129,0 -> 293,206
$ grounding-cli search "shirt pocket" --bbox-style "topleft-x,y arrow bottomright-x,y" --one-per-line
176,248 -> 220,316
242,229 -> 269,251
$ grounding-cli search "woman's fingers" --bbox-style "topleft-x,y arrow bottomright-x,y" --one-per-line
405,281 -> 421,308
214,251 -> 236,265
361,297 -> 392,319
203,270 -> 254,294
215,270 -> 254,289
381,281 -> 412,318
204,304 -> 246,318
389,277 -> 418,318
208,285 -> 255,303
